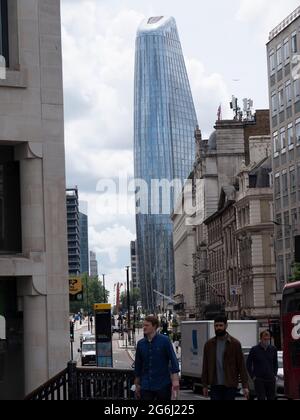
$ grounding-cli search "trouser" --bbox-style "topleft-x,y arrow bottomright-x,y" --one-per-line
141,384 -> 172,400
210,386 -> 237,401
254,379 -> 276,400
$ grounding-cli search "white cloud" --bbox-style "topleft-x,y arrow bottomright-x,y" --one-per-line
78,191 -> 136,226
89,225 -> 135,264
236,0 -> 300,40
187,59 -> 231,137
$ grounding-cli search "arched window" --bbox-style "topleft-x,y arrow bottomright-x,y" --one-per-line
0,0 -> 9,66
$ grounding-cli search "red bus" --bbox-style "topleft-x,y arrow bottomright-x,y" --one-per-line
282,282 -> 300,399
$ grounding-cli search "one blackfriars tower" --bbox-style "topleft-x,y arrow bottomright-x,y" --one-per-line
134,16 -> 198,312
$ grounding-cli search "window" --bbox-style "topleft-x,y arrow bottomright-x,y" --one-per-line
290,167 -> 296,191
284,211 -> 290,237
0,146 -> 21,254
279,87 -> 284,109
288,123 -> 294,146
294,79 -> 300,101
269,51 -> 275,73
280,127 -> 286,149
296,119 -> 300,144
286,81 -> 292,104
277,45 -> 282,67
0,0 -> 9,66
276,213 -> 282,239
271,92 -> 278,114
275,173 -> 280,197
284,38 -> 290,61
273,131 -> 279,153
292,32 -> 298,54
282,172 -> 288,194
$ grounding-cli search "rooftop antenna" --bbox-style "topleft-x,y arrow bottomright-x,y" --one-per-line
230,95 -> 241,120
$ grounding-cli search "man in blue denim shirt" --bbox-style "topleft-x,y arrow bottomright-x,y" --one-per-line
134,316 -> 180,400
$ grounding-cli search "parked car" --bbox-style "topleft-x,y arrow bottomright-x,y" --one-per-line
79,341 -> 96,366
80,331 -> 94,347
276,351 -> 284,397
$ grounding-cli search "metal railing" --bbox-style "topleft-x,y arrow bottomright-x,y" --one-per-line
25,362 -> 135,401
24,368 -> 69,401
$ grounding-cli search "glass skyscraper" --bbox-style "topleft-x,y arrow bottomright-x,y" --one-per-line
134,16 -> 198,312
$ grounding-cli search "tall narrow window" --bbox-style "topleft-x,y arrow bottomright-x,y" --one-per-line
271,92 -> 278,115
279,86 -> 284,109
277,45 -> 282,68
288,123 -> 294,146
286,81 -> 292,105
280,127 -> 286,149
284,38 -> 290,62
294,79 -> 300,101
296,119 -> 300,144
0,0 -> 9,66
269,51 -> 275,73
292,32 -> 298,54
290,167 -> 296,191
0,146 -> 21,254
273,131 -> 279,154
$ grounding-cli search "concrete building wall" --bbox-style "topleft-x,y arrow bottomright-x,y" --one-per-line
0,0 -> 69,397
267,7 -> 300,292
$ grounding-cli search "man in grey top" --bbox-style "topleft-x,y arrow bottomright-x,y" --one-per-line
216,334 -> 226,386
202,315 -> 249,401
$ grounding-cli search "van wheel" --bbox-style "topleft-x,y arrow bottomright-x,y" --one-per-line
192,383 -> 201,394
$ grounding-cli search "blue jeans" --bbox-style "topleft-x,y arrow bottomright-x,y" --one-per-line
141,384 -> 172,400
210,386 -> 237,401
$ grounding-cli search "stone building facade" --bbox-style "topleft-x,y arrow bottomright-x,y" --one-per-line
0,0 -> 69,398
192,112 -> 270,319
172,181 -> 196,319
203,137 -> 279,322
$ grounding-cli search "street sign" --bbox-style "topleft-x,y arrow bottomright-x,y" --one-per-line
230,285 -> 242,296
69,277 -> 83,301
94,303 -> 113,368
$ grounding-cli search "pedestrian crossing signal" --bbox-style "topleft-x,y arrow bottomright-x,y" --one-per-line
70,321 -> 74,341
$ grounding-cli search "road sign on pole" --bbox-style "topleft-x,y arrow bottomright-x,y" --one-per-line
230,285 -> 242,296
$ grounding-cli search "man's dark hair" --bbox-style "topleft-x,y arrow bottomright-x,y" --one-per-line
214,315 -> 228,324
144,315 -> 159,329
260,330 -> 271,339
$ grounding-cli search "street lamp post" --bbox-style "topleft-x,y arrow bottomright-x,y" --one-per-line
85,275 -> 90,331
125,266 -> 131,345
102,274 -> 106,303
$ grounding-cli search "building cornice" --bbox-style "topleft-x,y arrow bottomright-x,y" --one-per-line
235,223 -> 274,236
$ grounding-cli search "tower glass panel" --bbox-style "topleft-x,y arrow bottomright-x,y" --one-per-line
134,16 -> 198,312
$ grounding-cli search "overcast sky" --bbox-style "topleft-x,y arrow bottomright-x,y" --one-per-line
61,0 -> 299,304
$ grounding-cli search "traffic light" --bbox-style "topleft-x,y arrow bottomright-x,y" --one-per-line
70,321 -> 74,341
161,321 -> 169,336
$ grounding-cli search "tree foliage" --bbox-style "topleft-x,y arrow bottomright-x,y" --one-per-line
70,274 -> 109,314
119,288 -> 141,311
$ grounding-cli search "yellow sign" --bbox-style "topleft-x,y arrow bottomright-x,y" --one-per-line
94,303 -> 111,311
69,278 -> 83,295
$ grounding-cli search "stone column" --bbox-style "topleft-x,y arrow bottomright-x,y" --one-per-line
16,142 -> 45,254
23,293 -> 48,394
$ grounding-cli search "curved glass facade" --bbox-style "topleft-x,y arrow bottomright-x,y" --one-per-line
134,16 -> 198,312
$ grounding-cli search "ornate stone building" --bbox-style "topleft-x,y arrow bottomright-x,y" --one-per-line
192,112 -> 270,319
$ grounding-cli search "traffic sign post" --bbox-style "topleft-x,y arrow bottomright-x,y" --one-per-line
69,277 -> 83,302
94,304 -> 113,368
